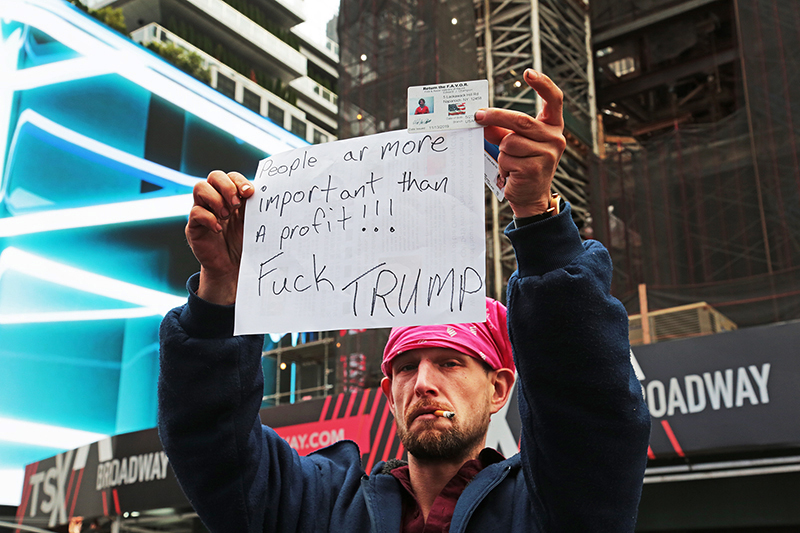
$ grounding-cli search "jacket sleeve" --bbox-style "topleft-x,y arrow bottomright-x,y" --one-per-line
157,274 -> 364,533
504,204 -> 651,532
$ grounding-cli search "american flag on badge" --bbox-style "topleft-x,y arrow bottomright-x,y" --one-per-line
448,103 -> 467,115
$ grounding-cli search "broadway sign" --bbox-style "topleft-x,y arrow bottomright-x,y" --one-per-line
633,319 -> 800,459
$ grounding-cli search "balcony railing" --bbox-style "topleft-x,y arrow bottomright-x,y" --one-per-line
132,23 -> 336,144
183,0 -> 306,78
629,302 -> 737,346
313,81 -> 338,106
325,38 -> 339,58
289,75 -> 338,119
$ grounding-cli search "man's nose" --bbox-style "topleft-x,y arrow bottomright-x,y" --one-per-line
413,360 -> 440,397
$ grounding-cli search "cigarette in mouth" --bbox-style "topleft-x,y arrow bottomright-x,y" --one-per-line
433,410 -> 455,419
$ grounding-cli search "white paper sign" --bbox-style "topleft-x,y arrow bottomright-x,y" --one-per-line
234,127 -> 486,335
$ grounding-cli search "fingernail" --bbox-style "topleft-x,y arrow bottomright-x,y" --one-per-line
475,109 -> 486,121
220,209 -> 230,219
242,184 -> 252,192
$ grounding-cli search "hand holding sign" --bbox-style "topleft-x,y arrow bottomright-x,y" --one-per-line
475,69 -> 566,218
186,170 -> 254,305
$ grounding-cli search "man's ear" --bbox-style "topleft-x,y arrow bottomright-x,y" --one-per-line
380,377 -> 395,415
489,369 -> 515,415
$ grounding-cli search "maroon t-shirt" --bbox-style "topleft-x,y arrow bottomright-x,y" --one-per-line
389,449 -> 504,533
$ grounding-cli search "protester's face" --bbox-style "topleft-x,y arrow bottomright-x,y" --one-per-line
419,99 -> 425,106
381,347 -> 498,462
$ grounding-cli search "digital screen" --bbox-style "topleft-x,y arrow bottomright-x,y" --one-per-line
0,0 -> 306,505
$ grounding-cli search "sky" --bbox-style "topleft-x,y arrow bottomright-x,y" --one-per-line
297,0 -> 340,46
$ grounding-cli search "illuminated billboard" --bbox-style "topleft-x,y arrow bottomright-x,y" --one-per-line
0,0 -> 306,505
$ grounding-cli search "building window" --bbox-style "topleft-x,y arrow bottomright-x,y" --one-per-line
216,73 -> 236,100
608,57 -> 636,78
267,102 -> 285,127
290,116 -> 306,139
313,129 -> 327,144
242,87 -> 261,114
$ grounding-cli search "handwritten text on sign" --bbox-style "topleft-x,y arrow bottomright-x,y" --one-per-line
234,127 -> 485,335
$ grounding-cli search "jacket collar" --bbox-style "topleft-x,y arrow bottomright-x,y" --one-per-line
362,451 -> 520,533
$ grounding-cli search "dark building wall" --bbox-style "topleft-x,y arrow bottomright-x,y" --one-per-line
638,472 -> 800,531
589,0 -> 800,327
337,0 -> 477,138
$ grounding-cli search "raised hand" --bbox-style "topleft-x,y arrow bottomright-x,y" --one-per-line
475,69 -> 566,218
186,170 -> 254,305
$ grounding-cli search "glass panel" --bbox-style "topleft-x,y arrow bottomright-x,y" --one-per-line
267,102 -> 285,127
242,87 -> 260,114
215,73 -> 236,100
290,116 -> 306,139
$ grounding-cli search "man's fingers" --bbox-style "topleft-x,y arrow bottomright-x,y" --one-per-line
483,125 -> 512,146
497,152 -> 546,180
484,128 -> 565,167
188,169 -> 252,245
193,180 -> 231,221
475,70 -> 564,135
196,171 -> 252,220
187,205 -> 222,234
206,170 -> 243,214
477,108 -> 558,142
227,171 -> 254,200
523,69 -> 564,128
497,132 -> 561,158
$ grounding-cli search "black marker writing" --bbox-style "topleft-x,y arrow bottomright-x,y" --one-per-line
341,262 -> 388,316
398,270 -> 421,315
380,134 -> 447,159
340,265 -> 483,318
397,172 -> 448,193
260,175 -> 337,216
428,269 -> 455,312
259,150 -> 317,179
372,269 -> 398,317
343,145 -> 369,161
258,251 -> 284,296
313,254 -> 334,291
258,253 -> 333,296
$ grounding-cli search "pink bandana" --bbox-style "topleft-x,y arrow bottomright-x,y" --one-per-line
381,298 -> 514,377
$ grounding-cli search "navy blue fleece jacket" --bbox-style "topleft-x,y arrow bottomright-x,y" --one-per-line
158,204 -> 650,532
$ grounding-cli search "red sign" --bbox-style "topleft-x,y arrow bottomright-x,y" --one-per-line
275,414 -> 374,454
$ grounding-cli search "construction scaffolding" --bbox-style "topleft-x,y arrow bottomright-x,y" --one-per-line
338,0 -> 596,301
589,0 -> 800,328
475,0 -> 595,299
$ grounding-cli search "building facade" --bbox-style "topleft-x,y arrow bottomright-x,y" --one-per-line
89,0 -> 339,144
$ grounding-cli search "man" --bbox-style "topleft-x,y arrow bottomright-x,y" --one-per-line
378,298 -> 516,530
415,98 -> 430,114
158,69 -> 650,532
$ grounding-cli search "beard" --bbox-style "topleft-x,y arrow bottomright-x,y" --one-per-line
396,402 -> 491,462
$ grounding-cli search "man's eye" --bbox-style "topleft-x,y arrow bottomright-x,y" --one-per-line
442,361 -> 459,368
397,363 -> 417,373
